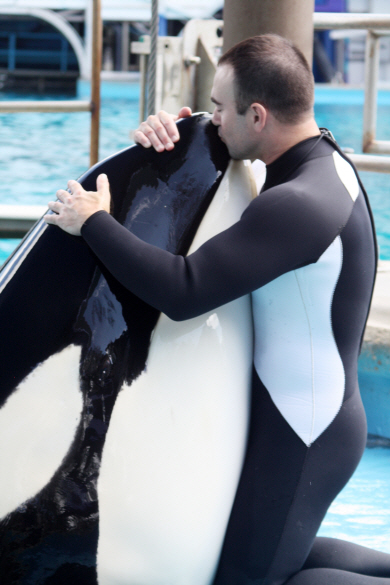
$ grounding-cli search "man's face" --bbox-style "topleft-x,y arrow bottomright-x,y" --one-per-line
211,65 -> 259,161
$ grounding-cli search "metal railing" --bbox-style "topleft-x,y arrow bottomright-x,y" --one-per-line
0,205 -> 47,238
0,0 -> 102,168
314,12 -> 390,165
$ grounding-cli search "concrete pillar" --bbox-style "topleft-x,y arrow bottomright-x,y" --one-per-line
223,0 -> 315,67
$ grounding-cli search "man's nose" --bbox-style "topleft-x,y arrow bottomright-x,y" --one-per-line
211,109 -> 220,126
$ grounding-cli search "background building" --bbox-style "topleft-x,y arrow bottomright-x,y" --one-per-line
1,0 -> 390,92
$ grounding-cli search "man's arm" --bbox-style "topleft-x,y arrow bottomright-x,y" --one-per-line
78,183 -> 332,321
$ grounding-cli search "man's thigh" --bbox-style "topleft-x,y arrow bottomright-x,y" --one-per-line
212,370 -> 367,585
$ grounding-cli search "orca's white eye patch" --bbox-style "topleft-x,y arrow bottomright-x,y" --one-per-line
0,344 -> 82,519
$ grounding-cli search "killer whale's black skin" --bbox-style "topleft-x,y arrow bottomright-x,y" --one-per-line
0,114 -> 229,584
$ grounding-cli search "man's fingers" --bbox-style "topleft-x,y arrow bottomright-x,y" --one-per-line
44,210 -> 59,224
96,173 -> 111,212
144,115 -> 174,151
67,179 -> 83,194
178,107 -> 192,120
157,110 -> 180,143
56,189 -> 73,205
47,200 -> 62,214
135,110 -> 183,152
134,130 -> 152,148
96,173 -> 110,192
95,173 -> 111,213
136,119 -> 166,152
134,107 -> 191,152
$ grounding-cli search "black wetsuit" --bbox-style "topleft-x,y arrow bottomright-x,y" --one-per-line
82,133 -> 390,584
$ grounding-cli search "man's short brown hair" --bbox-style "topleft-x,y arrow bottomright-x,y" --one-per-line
218,34 -> 314,124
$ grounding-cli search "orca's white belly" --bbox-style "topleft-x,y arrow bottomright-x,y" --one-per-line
0,345 -> 83,519
97,161 -> 255,585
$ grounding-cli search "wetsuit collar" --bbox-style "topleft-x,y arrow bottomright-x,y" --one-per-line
261,132 -> 334,192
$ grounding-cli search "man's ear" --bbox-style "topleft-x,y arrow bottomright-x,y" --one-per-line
250,103 -> 267,133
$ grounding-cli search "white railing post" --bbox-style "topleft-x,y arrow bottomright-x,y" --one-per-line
313,12 -> 390,165
363,31 -> 380,153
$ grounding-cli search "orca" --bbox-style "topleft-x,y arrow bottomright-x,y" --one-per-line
0,114 -> 255,584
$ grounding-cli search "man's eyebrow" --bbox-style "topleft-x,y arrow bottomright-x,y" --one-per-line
210,96 -> 222,106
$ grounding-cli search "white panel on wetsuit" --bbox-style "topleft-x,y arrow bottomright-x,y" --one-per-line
252,236 -> 345,446
332,151 -> 359,202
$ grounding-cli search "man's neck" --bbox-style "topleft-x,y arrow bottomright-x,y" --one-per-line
258,116 -> 320,166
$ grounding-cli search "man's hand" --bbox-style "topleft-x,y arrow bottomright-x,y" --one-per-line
44,173 -> 111,236
134,107 -> 192,152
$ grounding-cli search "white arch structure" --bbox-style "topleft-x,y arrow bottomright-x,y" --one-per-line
0,6 -> 89,78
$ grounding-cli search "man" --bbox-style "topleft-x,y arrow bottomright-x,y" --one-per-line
45,35 -> 390,585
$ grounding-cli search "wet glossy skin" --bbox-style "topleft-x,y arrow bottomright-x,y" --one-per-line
0,115 -> 229,584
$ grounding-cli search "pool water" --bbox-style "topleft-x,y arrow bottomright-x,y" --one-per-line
1,83 -> 390,554
318,446 -> 390,553
0,83 -> 390,264
0,82 -> 140,207
315,101 -> 390,261
0,81 -> 141,265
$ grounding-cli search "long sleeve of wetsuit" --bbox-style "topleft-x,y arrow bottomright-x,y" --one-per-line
81,175 -> 354,321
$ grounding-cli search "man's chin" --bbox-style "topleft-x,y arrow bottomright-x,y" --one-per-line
227,149 -> 241,161
220,140 -> 243,160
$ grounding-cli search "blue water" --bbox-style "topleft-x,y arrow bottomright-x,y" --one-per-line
319,447 -> 390,553
1,83 -> 390,263
314,90 -> 390,260
0,83 -> 389,554
0,81 -> 141,265
0,81 -> 140,206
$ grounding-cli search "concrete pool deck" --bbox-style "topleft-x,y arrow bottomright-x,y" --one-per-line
360,260 -> 390,440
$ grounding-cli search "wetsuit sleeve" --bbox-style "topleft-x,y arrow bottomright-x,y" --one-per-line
81,184 -> 348,321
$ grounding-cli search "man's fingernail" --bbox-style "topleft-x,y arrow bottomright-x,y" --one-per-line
172,134 -> 179,141
166,142 -> 174,149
